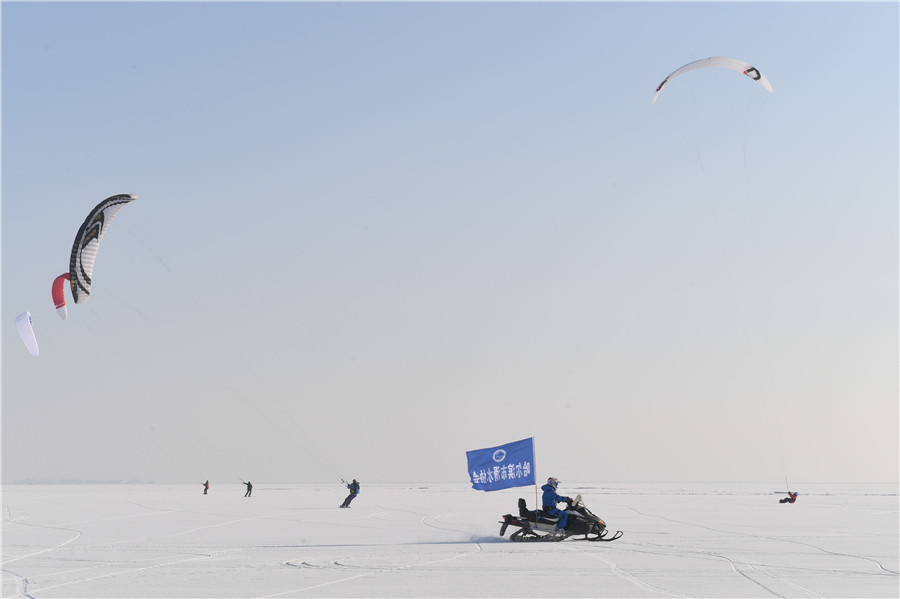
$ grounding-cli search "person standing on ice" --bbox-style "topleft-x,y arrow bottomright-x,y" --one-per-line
244,481 -> 252,497
779,491 -> 798,504
203,480 -> 209,495
541,477 -> 572,535
340,479 -> 360,508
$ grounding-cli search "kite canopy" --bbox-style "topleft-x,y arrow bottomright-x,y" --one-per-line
68,194 -> 137,304
653,56 -> 773,104
15,311 -> 39,357
51,273 -> 70,319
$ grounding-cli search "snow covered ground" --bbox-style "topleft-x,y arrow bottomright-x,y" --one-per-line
2,482 -> 897,598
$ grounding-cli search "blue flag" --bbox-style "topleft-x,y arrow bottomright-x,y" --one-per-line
466,437 -> 535,491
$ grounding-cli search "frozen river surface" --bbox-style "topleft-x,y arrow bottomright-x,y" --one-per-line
2,482 -> 897,598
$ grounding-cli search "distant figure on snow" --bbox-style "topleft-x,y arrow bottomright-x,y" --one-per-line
779,491 -> 798,504
340,479 -> 360,508
203,480 -> 209,495
244,481 -> 253,497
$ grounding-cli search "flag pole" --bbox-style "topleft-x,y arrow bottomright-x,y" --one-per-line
533,436 -> 539,511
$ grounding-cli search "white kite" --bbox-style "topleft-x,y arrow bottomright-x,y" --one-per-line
653,56 -> 773,104
15,311 -> 40,357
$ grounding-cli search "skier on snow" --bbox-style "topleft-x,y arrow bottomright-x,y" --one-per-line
779,491 -> 798,504
340,479 -> 360,508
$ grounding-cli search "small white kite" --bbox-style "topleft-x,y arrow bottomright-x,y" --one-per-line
15,311 -> 40,357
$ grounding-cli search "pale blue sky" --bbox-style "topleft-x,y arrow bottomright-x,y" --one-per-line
2,2 -> 897,485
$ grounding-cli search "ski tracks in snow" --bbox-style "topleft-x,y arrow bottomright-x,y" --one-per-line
267,507 -> 486,596
2,519 -> 83,566
19,552 -> 216,597
624,506 -> 887,598
744,561 -> 825,599
366,506 -> 472,538
631,504 -> 899,575
2,515 -> 84,599
1,569 -> 33,599
273,545 -> 483,598
563,545 -> 700,599
1,500 -> 252,598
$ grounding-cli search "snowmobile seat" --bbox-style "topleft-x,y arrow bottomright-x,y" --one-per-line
517,498 -> 539,521
536,512 -> 560,525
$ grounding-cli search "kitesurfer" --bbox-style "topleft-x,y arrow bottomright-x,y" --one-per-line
779,491 -> 798,504
340,479 -> 360,508
244,481 -> 252,497
541,477 -> 572,536
203,480 -> 209,495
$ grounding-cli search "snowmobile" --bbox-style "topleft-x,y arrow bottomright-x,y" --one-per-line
499,495 -> 623,542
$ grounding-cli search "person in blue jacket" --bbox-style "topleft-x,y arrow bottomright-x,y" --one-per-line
541,477 -> 572,534
340,479 -> 360,508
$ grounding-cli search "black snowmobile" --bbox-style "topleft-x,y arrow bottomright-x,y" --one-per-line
499,495 -> 623,542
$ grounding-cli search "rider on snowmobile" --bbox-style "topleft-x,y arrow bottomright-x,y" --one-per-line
541,477 -> 572,534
